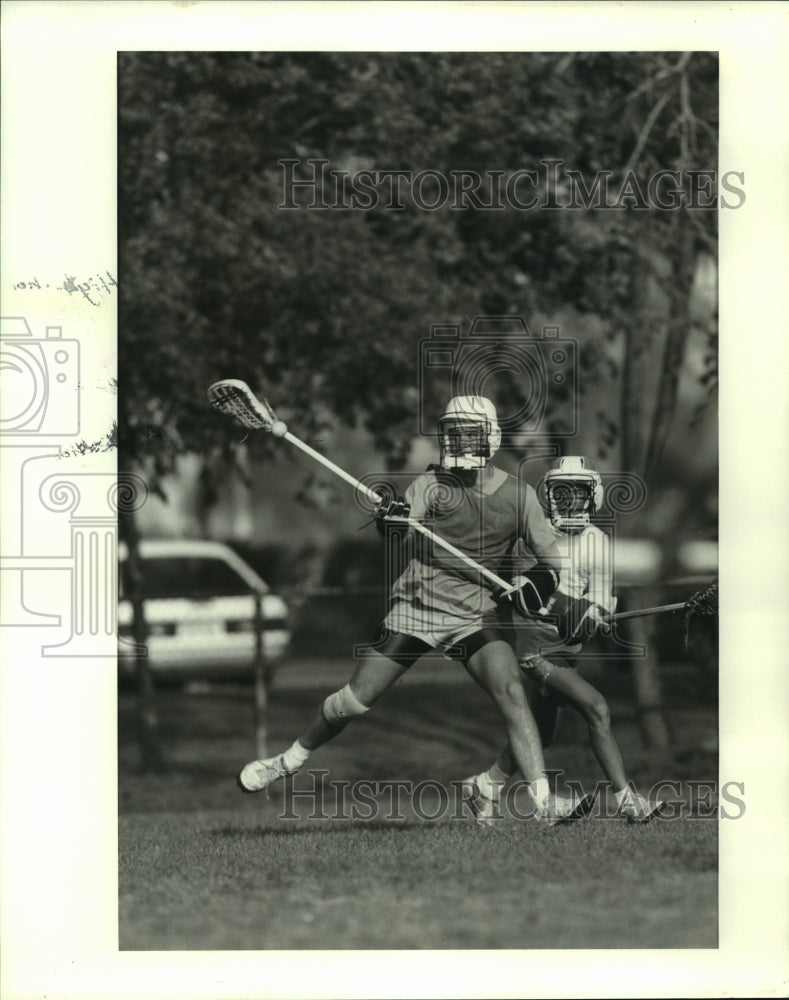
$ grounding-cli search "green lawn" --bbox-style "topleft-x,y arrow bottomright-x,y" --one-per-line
119,663 -> 718,950
120,810 -> 716,950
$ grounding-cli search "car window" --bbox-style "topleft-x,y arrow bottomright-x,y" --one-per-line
121,556 -> 253,600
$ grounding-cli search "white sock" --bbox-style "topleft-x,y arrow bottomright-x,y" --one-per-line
529,776 -> 550,806
490,762 -> 511,786
477,763 -> 509,800
614,785 -> 634,808
280,740 -> 311,772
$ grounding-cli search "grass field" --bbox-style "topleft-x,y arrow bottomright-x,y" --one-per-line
119,658 -> 718,951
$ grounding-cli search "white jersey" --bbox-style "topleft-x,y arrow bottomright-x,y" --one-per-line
514,519 -> 615,658
553,522 -> 616,613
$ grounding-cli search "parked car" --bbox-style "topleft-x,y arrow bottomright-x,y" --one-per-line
118,538 -> 290,679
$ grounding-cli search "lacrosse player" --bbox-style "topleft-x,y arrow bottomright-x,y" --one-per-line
237,396 -> 591,822
462,456 -> 665,824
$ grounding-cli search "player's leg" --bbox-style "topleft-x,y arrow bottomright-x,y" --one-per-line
461,637 -> 546,785
523,657 -> 663,821
237,632 -> 429,793
463,657 -> 590,822
483,676 -> 559,786
457,633 -> 591,823
477,619 -> 561,789
524,672 -> 561,748
523,656 -> 629,791
298,644 -> 417,749
457,636 -> 541,822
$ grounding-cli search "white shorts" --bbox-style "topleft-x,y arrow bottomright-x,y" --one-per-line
384,601 -> 493,652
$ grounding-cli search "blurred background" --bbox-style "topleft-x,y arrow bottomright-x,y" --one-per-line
117,51 -> 718,768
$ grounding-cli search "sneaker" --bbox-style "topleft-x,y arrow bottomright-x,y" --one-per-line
535,791 -> 597,826
236,753 -> 297,794
460,774 -> 499,826
617,791 -> 665,824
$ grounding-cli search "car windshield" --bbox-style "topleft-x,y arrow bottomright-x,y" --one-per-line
121,556 -> 254,600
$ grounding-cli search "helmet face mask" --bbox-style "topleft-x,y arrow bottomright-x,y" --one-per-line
437,397 -> 501,470
438,417 -> 491,469
543,456 -> 603,533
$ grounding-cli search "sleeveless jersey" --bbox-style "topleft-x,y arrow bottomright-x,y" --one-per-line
387,466 -> 559,634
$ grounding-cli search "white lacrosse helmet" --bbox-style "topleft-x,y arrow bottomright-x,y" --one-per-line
544,456 -> 603,533
438,396 -> 502,470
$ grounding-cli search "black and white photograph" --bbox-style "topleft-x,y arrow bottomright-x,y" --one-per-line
1,2 -> 788,999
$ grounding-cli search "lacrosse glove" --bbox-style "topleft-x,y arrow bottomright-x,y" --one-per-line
508,564 -> 561,618
546,592 -> 610,644
373,493 -> 411,539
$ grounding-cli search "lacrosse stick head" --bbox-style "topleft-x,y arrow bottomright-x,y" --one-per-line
684,578 -> 718,649
208,379 -> 282,432
686,578 -> 718,616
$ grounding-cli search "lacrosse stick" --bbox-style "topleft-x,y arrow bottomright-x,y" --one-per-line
606,579 -> 718,650
607,579 -> 718,623
207,379 -> 516,595
609,602 -> 688,622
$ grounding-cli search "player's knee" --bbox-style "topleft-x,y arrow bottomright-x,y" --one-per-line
494,675 -> 529,715
322,684 -> 370,727
584,694 -> 611,731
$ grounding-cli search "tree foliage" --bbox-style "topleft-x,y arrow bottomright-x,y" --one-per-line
118,52 -> 720,760
119,51 -> 718,484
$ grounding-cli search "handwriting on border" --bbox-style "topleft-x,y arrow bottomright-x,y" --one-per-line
12,271 -> 117,307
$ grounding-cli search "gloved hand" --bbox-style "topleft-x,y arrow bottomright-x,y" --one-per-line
373,492 -> 411,539
507,564 -> 560,618
547,592 -> 610,644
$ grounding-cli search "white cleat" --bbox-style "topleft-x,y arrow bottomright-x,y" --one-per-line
236,754 -> 297,794
617,791 -> 665,824
460,774 -> 499,826
535,791 -> 597,826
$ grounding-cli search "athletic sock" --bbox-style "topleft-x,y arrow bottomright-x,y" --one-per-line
281,739 -> 311,772
477,765 -> 507,800
614,785 -> 633,809
481,762 -> 511,800
529,776 -> 551,806
489,762 -> 510,785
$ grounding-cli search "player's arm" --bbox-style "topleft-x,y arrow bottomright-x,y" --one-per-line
509,485 -> 562,616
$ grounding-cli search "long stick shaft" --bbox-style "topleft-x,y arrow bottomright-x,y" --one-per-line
284,431 -> 380,500
609,602 -> 686,623
283,431 -> 513,593
407,519 -> 513,592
